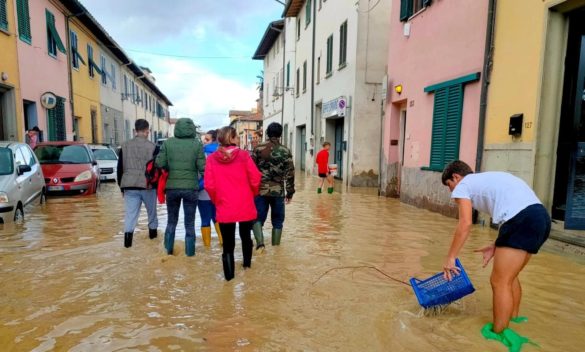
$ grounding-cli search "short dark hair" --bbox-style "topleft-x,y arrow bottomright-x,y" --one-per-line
266,122 -> 283,138
135,119 -> 149,132
206,129 -> 217,141
441,160 -> 474,185
217,126 -> 237,146
323,141 -> 331,147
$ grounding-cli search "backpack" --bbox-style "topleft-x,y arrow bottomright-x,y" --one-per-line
145,158 -> 162,188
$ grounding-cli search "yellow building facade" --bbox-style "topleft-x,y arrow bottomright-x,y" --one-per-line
0,0 -> 23,141
484,0 -> 585,229
69,20 -> 102,143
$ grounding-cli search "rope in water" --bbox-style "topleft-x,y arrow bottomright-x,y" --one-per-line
312,265 -> 411,286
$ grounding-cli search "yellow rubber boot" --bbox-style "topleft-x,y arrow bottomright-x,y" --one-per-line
214,222 -> 223,246
201,226 -> 211,247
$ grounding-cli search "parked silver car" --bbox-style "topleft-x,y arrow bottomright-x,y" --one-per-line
0,142 -> 46,224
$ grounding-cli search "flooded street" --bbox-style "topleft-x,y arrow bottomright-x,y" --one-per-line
1,175 -> 584,351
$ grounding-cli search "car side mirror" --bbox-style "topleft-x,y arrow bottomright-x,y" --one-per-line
17,164 -> 32,175
92,160 -> 98,166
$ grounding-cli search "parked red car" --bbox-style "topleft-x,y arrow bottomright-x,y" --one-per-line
34,142 -> 100,195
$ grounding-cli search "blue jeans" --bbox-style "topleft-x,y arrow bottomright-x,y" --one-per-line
165,189 -> 198,254
198,199 -> 216,227
255,196 -> 285,229
124,189 -> 158,233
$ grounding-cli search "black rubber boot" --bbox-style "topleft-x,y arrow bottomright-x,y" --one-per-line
149,228 -> 158,239
222,253 -> 235,281
243,240 -> 253,268
124,232 -> 133,248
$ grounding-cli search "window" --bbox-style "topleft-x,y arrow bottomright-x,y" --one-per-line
0,0 -> 8,31
70,31 -> 83,69
326,34 -> 333,76
88,44 -> 94,77
47,96 -> 66,141
423,73 -> 480,171
305,0 -> 312,27
296,17 -> 301,40
124,74 -> 128,96
400,0 -> 431,21
339,21 -> 347,67
46,10 -> 65,57
296,68 -> 300,97
286,61 -> 290,87
111,63 -> 116,90
100,55 -> 107,85
317,57 -> 321,84
19,145 -> 36,166
16,0 -> 31,43
303,61 -> 307,93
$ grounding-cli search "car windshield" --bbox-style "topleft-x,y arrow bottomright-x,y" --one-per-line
92,148 -> 117,161
35,145 -> 91,164
0,148 -> 14,175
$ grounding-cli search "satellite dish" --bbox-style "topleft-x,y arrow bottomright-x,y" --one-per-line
41,92 -> 57,109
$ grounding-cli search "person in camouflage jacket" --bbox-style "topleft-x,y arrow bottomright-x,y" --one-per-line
251,122 -> 295,250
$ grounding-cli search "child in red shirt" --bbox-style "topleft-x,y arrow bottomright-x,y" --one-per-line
315,142 -> 334,194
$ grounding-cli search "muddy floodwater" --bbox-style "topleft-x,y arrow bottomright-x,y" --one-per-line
1,175 -> 584,351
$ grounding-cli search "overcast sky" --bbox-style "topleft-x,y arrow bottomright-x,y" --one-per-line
80,0 -> 284,131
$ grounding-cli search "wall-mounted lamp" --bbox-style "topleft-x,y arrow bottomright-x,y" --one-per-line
1,72 -> 8,81
394,84 -> 403,94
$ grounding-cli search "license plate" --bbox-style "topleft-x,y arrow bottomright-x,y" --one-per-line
48,185 -> 64,191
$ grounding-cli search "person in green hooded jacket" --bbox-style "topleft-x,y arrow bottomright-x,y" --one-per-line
156,118 -> 206,256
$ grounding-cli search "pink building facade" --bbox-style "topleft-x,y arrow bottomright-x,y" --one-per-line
381,0 -> 489,215
16,0 -> 72,141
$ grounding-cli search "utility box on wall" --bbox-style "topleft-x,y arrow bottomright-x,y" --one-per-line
509,113 -> 523,136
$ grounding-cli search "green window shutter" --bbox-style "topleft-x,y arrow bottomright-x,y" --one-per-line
16,0 -> 31,42
286,62 -> 290,87
0,0 -> 8,31
339,21 -> 347,66
47,97 -> 66,141
326,35 -> 333,74
400,0 -> 413,22
303,61 -> 307,91
46,10 -> 66,54
429,85 -> 463,170
305,0 -> 311,27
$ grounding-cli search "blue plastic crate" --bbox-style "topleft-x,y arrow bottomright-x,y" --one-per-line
409,258 -> 475,309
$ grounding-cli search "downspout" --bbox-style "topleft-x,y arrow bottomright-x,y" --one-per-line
476,0 -> 497,172
310,0 -> 317,137
281,25 -> 286,126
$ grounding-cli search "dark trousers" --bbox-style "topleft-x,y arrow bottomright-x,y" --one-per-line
165,189 -> 198,243
255,196 -> 285,229
219,221 -> 254,267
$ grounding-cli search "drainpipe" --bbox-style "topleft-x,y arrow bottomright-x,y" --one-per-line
310,0 -> 317,137
476,0 -> 497,172
281,25 -> 286,126
346,96 -> 352,189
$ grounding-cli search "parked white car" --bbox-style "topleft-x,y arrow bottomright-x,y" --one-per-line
89,144 -> 118,182
0,142 -> 46,224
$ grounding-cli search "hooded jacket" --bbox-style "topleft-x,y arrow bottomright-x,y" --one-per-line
155,118 -> 206,190
204,145 -> 261,223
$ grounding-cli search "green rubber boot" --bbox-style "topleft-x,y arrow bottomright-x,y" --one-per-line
252,222 -> 265,251
317,188 -> 322,194
272,228 -> 282,246
481,323 -> 537,352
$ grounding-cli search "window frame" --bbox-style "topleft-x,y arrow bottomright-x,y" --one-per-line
339,21 -> 348,68
0,0 -> 9,32
326,34 -> 333,77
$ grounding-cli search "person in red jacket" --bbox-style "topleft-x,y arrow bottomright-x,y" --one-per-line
315,142 -> 334,194
204,126 -> 262,281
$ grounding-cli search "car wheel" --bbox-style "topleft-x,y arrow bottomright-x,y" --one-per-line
14,205 -> 24,223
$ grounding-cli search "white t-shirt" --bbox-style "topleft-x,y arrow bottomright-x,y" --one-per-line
451,172 -> 541,224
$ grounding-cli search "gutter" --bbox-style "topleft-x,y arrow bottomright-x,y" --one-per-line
476,0 -> 497,172
310,0 -> 317,136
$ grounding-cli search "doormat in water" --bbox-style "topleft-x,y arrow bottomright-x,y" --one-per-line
409,258 -> 475,309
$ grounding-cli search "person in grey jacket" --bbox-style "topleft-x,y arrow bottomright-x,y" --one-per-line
117,119 -> 158,248
156,118 -> 206,256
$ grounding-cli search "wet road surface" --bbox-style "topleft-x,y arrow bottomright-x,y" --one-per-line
1,175 -> 584,351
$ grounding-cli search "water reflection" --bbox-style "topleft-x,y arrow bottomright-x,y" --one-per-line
0,176 -> 584,351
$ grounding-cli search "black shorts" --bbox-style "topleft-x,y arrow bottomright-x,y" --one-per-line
319,173 -> 330,178
495,204 -> 551,254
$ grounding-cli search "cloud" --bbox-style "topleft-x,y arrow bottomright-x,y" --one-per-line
80,0 -> 282,45
147,58 -> 259,131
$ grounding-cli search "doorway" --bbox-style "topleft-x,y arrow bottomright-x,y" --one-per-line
334,118 -> 344,179
553,10 -> 585,229
297,125 -> 306,171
